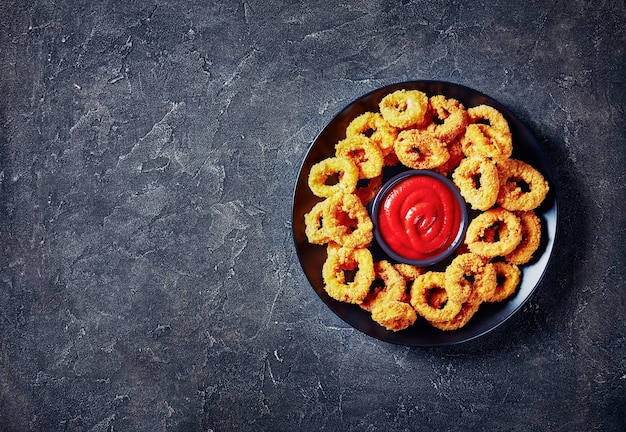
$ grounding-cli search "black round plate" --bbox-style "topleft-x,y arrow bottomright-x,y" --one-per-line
292,81 -> 558,346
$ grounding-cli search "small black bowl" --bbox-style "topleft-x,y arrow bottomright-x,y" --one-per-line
371,170 -> 468,267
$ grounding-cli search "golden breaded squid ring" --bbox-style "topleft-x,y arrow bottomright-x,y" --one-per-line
379,89 -> 429,129
428,300 -> 482,331
444,253 -> 497,302
483,261 -> 521,302
452,156 -> 500,211
346,112 -> 397,156
426,95 -> 469,143
460,105 -> 513,159
322,246 -> 374,304
505,210 -> 542,264
361,261 -> 417,332
304,198 -> 332,245
308,156 -> 359,198
468,104 -> 510,129
371,300 -> 417,332
465,208 -> 523,258
393,263 -> 425,282
434,137 -> 464,176
393,129 -> 450,170
461,124 -> 513,158
326,241 -> 363,264
393,263 -> 424,304
335,135 -> 384,179
410,271 -> 463,322
496,159 -> 549,211
324,192 -> 373,249
360,261 -> 407,312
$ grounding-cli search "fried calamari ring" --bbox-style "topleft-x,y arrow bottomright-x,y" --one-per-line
360,261 -> 407,312
452,156 -> 500,210
410,271 -> 463,322
460,105 -> 513,159
461,124 -> 513,158
346,112 -> 397,156
379,89 -> 429,129
354,175 -> 383,205
467,104 -> 511,134
434,137 -> 464,175
324,192 -> 373,249
394,263 -> 425,282
394,129 -> 450,170
361,261 -> 417,332
428,300 -> 482,331
326,241 -> 352,259
483,261 -> 521,302
426,95 -> 469,143
322,246 -> 374,304
393,263 -> 424,305
308,156 -> 359,198
335,135 -> 384,179
505,210 -> 542,264
465,208 -> 523,258
444,253 -> 497,302
304,198 -> 332,245
496,159 -> 549,211
371,300 -> 417,332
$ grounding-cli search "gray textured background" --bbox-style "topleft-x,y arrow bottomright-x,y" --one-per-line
1,1 -> 625,431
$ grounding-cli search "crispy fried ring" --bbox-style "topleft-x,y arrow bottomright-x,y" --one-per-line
461,123 -> 513,159
346,112 -> 397,156
410,272 -> 463,322
335,135 -> 384,179
321,246 -> 374,304
326,241 -> 351,259
484,261 -> 521,302
362,261 -> 418,332
428,300 -> 482,331
496,159 -> 550,211
505,210 -> 542,264
360,261 -> 407,312
379,89 -> 429,129
371,300 -> 417,332
460,105 -> 513,159
324,192 -> 373,249
452,156 -> 500,211
426,95 -> 469,143
393,129 -> 450,170
465,208 -> 523,258
393,263 -> 425,282
393,263 -> 424,305
308,156 -> 359,198
304,198 -> 332,245
468,104 -> 510,130
434,137 -> 464,176
444,253 -> 497,302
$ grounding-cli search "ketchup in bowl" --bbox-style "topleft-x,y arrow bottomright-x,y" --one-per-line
372,170 -> 468,266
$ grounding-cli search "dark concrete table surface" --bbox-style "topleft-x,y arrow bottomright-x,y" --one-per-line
1,1 -> 624,431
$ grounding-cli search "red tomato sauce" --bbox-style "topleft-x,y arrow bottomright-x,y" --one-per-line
377,174 -> 464,262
